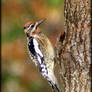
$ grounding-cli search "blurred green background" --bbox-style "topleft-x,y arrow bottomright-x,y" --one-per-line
2,0 -> 64,92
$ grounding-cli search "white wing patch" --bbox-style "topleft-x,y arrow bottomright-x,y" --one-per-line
33,39 -> 43,57
37,55 -> 42,64
33,38 -> 48,77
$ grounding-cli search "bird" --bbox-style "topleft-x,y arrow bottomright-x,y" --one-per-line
24,18 -> 61,92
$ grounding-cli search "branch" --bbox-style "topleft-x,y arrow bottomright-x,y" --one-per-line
55,0 -> 91,92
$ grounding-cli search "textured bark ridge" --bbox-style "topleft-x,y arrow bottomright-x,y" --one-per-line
55,0 -> 91,92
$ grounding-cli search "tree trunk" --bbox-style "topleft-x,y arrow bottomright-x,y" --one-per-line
55,0 -> 91,92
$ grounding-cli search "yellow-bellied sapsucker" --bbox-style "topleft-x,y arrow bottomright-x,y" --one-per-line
24,18 -> 61,92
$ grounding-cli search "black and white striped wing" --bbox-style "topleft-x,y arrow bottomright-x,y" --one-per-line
28,37 -> 48,77
28,37 -> 43,63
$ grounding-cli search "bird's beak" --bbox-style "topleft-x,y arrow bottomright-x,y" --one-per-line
36,18 -> 46,27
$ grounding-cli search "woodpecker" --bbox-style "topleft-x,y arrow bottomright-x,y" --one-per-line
24,18 -> 61,92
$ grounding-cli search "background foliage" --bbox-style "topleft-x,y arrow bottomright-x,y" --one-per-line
2,0 -> 64,92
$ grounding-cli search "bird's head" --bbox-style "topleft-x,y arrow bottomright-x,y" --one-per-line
24,18 -> 46,37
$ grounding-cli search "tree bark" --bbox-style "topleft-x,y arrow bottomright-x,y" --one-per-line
55,0 -> 91,92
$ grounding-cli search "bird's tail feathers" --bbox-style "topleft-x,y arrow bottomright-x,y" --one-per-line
54,83 -> 61,92
47,72 -> 61,92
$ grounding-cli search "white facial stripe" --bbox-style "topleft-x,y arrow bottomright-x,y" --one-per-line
33,39 -> 43,57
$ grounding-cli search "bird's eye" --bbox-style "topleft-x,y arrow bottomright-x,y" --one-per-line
24,24 -> 34,29
30,24 -> 34,28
